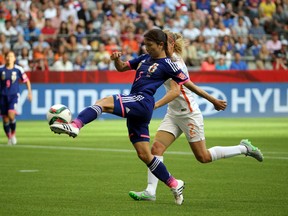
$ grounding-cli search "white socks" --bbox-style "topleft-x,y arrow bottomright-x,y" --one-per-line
208,145 -> 247,161
146,155 -> 163,196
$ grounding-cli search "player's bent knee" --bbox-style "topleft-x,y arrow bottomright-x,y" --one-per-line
195,154 -> 212,163
151,141 -> 166,156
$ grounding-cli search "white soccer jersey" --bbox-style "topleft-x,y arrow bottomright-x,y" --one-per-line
163,54 -> 200,116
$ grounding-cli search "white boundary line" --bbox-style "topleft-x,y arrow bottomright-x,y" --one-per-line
0,144 -> 287,160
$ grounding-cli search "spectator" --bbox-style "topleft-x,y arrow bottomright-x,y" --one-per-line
52,52 -> 73,71
272,4 -> 288,34
272,51 -> 287,70
196,0 -> 211,14
255,44 -> 272,70
23,19 -> 41,43
73,54 -> 86,70
0,33 -> 11,50
11,16 -> 24,35
51,6 -> 62,30
41,18 -> 57,44
233,10 -> 252,29
32,34 -> 50,49
202,19 -> 219,44
201,55 -> 216,71
28,2 -> 39,20
60,0 -> 79,24
34,10 -> 46,30
183,40 -> 199,67
248,17 -> 266,41
17,47 -> 32,72
121,31 -> 139,55
222,11 -> 234,28
54,44 -> 66,62
266,32 -> 281,54
215,55 -> 229,70
32,45 -> 49,71
77,37 -> 92,52
230,51 -> 248,70
232,16 -> 249,39
215,44 -> 232,68
246,0 -> 260,20
44,0 -> 57,19
272,39 -> 288,70
234,36 -> 247,56
93,43 -> 110,63
12,34 -> 31,56
1,20 -> 18,43
182,22 -> 201,42
258,0 -> 276,24
217,22 -> 231,37
77,1 -> 91,23
197,43 -> 216,61
97,56 -> 114,71
213,0 -> 226,16
249,38 -> 262,57
74,22 -> 87,43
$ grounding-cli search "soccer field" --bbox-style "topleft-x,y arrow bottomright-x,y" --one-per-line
0,118 -> 287,216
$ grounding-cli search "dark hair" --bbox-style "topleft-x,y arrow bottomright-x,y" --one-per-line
144,29 -> 167,46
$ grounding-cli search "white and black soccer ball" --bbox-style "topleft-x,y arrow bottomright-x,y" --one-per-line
46,104 -> 72,125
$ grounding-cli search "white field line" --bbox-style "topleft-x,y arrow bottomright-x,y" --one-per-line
0,144 -> 287,160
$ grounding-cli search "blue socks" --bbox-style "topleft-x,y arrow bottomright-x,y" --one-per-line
75,105 -> 102,126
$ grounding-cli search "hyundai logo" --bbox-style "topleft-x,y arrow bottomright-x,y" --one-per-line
195,86 -> 227,116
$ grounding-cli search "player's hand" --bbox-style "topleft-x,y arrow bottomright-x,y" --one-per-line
110,51 -> 122,60
27,92 -> 32,101
213,99 -> 227,111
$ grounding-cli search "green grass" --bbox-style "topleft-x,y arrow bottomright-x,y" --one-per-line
0,118 -> 287,216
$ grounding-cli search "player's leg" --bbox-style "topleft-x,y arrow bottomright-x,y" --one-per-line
7,110 -> 17,145
132,140 -> 184,205
183,113 -> 263,162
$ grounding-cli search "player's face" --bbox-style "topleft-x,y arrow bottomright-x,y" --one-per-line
143,38 -> 163,58
6,52 -> 16,64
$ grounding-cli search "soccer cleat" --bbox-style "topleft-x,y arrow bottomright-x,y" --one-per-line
240,139 -> 263,162
171,179 -> 185,205
128,190 -> 156,201
11,135 -> 17,145
50,123 -> 79,138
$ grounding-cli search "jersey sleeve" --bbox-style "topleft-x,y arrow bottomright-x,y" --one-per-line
164,58 -> 188,85
16,65 -> 29,82
127,54 -> 148,70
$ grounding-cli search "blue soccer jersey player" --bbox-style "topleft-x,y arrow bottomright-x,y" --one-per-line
0,51 -> 32,145
50,29 -> 226,205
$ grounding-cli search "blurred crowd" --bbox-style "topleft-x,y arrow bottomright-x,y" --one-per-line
0,0 -> 287,72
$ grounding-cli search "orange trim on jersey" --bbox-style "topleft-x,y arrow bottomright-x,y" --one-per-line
180,85 -> 193,112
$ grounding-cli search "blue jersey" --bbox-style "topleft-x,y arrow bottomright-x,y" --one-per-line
0,64 -> 29,95
128,54 -> 188,97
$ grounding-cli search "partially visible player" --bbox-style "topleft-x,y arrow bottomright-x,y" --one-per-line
128,30 -> 264,201
0,51 -> 32,145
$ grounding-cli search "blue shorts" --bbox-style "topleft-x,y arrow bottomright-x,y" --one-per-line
0,94 -> 19,116
112,93 -> 154,144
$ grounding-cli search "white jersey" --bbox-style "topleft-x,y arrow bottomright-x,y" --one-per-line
163,54 -> 200,116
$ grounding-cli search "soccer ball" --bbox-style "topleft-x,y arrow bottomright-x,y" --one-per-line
46,104 -> 72,125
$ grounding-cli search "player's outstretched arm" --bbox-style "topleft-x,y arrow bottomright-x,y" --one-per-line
25,79 -> 32,101
154,80 -> 180,110
110,51 -> 131,72
183,80 -> 227,111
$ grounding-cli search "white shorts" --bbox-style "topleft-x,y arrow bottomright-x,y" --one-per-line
157,112 -> 205,143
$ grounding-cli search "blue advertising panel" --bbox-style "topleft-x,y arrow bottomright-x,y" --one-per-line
18,83 -> 288,120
